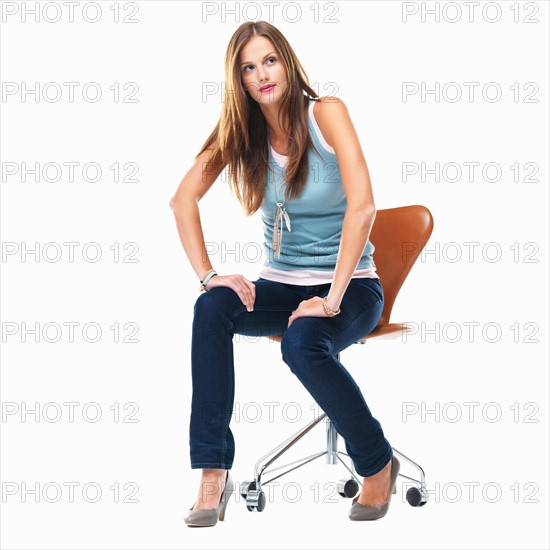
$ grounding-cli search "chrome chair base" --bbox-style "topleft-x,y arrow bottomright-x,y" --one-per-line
241,355 -> 428,511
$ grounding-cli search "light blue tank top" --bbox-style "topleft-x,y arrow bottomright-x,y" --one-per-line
260,98 -> 376,271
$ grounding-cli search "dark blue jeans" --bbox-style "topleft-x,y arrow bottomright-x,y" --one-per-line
189,276 -> 393,477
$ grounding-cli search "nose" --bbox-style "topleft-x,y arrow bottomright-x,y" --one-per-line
258,65 -> 270,83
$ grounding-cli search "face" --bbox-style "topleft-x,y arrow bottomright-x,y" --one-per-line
239,36 -> 288,105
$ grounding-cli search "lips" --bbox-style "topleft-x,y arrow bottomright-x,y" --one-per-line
259,84 -> 275,92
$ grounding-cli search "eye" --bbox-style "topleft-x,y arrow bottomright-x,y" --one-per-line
242,57 -> 276,73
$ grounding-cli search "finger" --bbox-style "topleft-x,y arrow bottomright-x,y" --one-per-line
231,282 -> 247,309
245,280 -> 256,308
238,283 -> 254,312
288,310 -> 296,326
244,283 -> 255,311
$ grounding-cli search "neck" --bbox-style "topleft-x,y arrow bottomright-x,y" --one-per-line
260,103 -> 288,143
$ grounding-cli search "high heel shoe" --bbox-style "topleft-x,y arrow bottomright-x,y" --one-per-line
184,472 -> 234,527
349,456 -> 400,521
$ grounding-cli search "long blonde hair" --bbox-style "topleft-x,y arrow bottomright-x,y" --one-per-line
196,21 -> 321,216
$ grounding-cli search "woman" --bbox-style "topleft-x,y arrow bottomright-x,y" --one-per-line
170,21 -> 399,526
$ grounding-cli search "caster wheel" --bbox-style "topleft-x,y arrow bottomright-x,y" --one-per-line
406,486 -> 428,507
244,481 -> 266,512
337,478 -> 359,498
255,491 -> 267,512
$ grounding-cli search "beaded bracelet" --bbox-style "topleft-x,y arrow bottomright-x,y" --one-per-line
199,269 -> 218,292
322,296 -> 341,317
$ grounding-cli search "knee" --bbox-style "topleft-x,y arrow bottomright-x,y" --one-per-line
280,324 -> 330,372
193,287 -> 239,324
193,290 -> 216,318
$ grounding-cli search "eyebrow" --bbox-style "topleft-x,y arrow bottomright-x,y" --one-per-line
240,51 -> 277,66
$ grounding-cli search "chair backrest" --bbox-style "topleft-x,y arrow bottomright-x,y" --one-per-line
264,205 -> 433,343
370,205 -> 434,327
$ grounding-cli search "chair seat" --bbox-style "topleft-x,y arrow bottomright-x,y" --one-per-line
362,322 -> 414,341
266,322 -> 412,345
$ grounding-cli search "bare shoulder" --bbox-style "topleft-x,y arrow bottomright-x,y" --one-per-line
311,96 -> 353,150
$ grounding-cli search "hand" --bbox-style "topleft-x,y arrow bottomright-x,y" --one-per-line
288,296 -> 330,328
205,274 -> 256,312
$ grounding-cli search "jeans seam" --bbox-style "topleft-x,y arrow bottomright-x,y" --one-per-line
220,336 -> 232,467
229,305 -> 294,319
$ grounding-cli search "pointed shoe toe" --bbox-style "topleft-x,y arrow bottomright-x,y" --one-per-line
184,507 -> 222,527
349,500 -> 388,521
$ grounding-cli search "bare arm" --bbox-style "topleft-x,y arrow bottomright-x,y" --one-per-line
169,146 -> 256,310
287,97 -> 375,327
169,147 -> 225,282
314,96 -> 376,311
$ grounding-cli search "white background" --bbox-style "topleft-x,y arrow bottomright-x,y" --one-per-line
1,1 -> 549,549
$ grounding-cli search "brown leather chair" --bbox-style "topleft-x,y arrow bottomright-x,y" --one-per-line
240,205 -> 434,512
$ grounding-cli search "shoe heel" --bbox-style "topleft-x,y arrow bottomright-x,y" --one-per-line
392,485 -> 397,495
219,488 -> 234,521
218,474 -> 234,522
